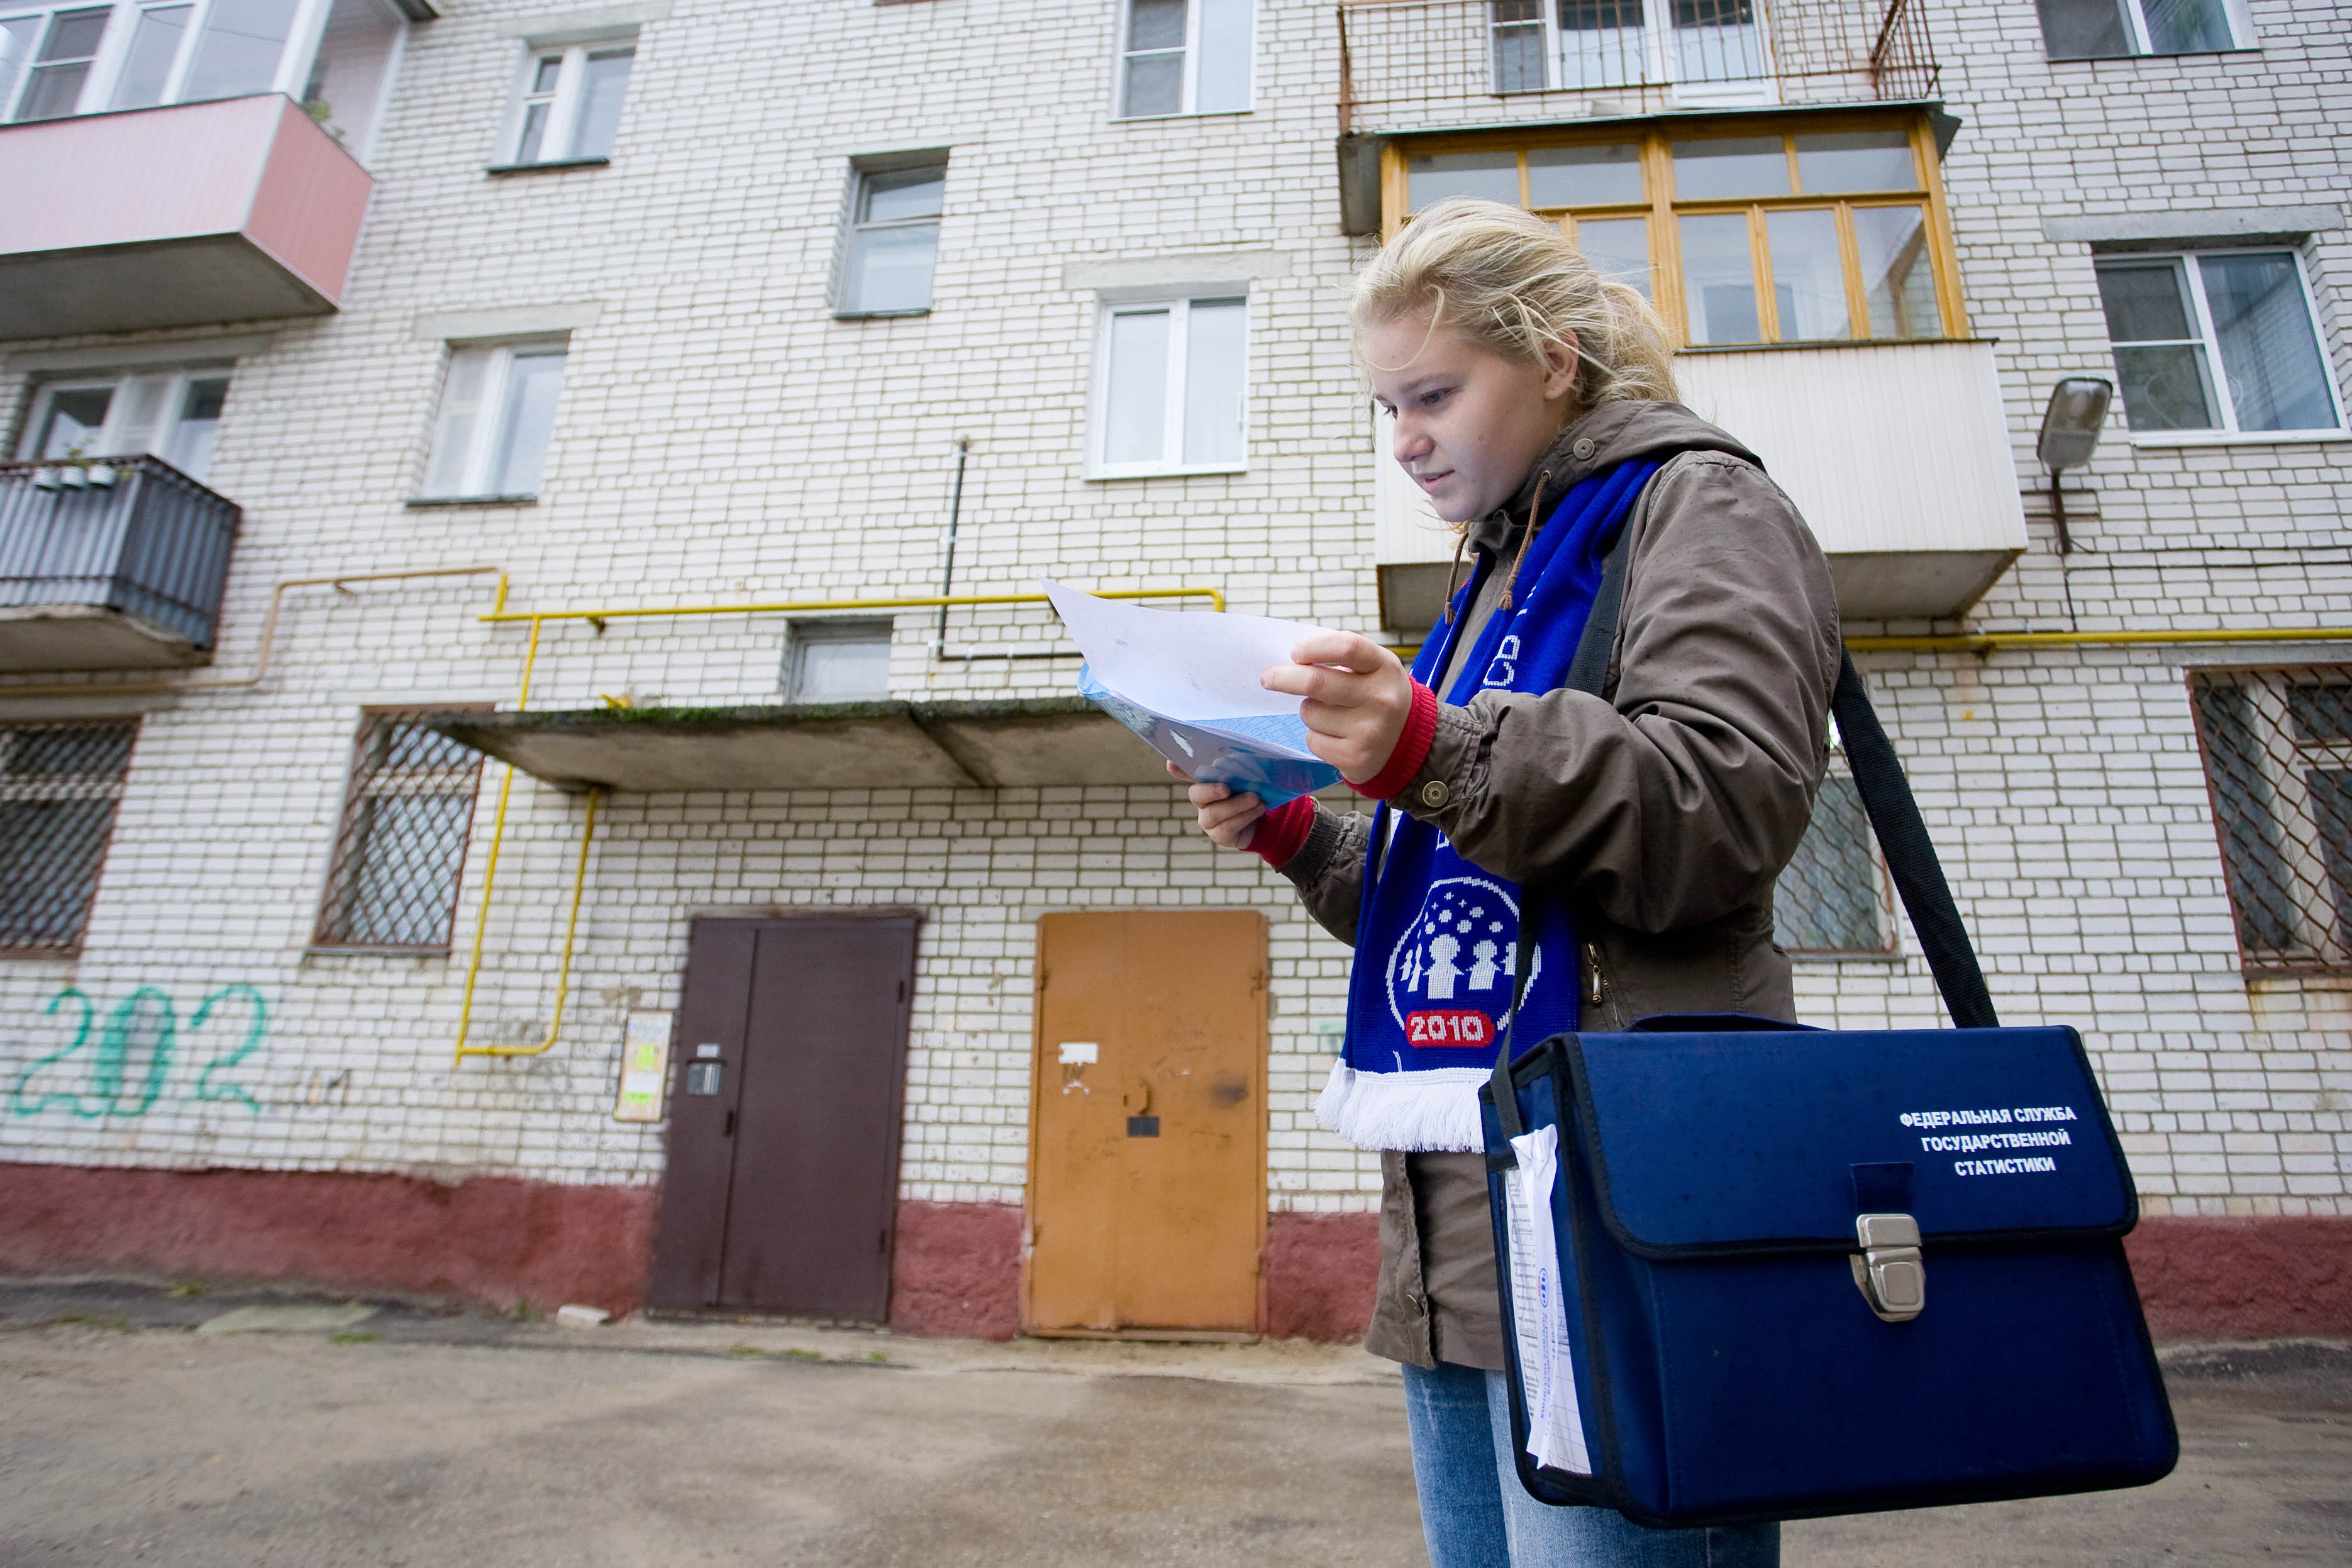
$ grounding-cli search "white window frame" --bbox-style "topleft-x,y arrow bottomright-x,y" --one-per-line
2042,0 -> 2253,58
1087,293 -> 1251,480
14,367 -> 234,480
1111,0 -> 1256,121
494,33 -> 634,167
416,338 -> 570,501
2100,248 -> 2348,448
834,156 -> 948,318
1488,0 -> 1777,108
782,619 -> 896,702
0,0 -> 340,123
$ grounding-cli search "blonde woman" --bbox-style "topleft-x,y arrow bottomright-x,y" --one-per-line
1182,198 -> 1843,1565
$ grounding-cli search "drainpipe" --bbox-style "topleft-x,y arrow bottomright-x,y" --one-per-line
933,437 -> 970,653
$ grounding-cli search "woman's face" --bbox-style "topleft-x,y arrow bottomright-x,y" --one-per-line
1364,309 -> 1580,524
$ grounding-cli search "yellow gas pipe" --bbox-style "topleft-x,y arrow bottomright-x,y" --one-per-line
448,585 -> 1225,1066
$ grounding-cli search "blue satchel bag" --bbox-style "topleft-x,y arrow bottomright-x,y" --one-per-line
1478,552 -> 2178,1524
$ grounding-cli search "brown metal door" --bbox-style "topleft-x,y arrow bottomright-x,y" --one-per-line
647,916 -> 916,1319
1026,911 -> 1266,1334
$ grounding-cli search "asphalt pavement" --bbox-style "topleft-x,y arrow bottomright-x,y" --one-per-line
1,1279 -> 2344,1566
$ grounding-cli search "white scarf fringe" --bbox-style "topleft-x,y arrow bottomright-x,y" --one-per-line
1315,1059 -> 1492,1153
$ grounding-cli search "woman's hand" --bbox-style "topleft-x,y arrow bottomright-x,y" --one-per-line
1169,759 -> 1266,849
1260,631 -> 1414,784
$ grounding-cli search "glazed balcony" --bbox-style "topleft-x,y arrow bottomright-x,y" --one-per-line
0,94 -> 372,340
1337,0 -> 1942,136
0,456 -> 241,670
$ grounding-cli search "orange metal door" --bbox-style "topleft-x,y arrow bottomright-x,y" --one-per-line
1026,910 -> 1267,1335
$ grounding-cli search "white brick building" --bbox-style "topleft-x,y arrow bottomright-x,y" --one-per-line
0,0 -> 2344,1339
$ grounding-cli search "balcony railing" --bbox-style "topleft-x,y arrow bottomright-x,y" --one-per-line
1338,0 -> 1942,134
0,457 -> 242,671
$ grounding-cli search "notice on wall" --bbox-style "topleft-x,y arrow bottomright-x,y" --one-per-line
613,1010 -> 675,1123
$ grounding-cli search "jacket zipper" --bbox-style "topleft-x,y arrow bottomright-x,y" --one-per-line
1583,941 -> 1608,1013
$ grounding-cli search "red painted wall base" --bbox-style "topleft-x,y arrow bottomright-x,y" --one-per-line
0,1161 -> 657,1316
3,1162 -> 2344,1346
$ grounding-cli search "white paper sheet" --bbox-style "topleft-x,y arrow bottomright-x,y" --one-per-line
1041,577 -> 1331,722
1504,1124 -> 1593,1475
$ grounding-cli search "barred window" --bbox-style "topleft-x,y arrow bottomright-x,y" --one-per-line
0,721 -> 136,953
313,709 -> 487,950
2189,668 -> 2352,974
1774,763 -> 1895,955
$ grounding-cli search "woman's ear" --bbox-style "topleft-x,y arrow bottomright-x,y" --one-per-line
1539,335 -> 1581,404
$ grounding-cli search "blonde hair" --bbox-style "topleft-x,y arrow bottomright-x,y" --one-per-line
1351,197 -> 1677,408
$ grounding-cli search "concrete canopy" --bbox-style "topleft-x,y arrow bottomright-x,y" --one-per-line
422,698 -> 1181,793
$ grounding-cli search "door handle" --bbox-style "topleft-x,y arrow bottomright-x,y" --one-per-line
723,1109 -> 736,1138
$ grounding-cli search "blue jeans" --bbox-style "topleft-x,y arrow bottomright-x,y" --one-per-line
1401,1362 -> 1780,1568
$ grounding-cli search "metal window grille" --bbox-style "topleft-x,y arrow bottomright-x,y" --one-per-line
1774,760 -> 1895,956
2188,666 -> 2352,975
0,720 -> 136,954
313,710 -> 487,950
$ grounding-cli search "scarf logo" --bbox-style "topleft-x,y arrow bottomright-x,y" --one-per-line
1384,876 -> 1541,1047
1482,634 -> 1521,689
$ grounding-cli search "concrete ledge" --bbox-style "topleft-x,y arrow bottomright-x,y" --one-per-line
2044,206 -> 2344,249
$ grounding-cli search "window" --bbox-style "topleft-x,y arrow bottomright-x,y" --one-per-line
419,341 -> 569,500
0,721 -> 136,954
0,0 -> 404,143
2036,0 -> 2244,59
14,369 -> 232,483
1772,765 -> 1894,955
1091,295 -> 1248,476
314,710 -> 486,950
0,4 -> 108,119
2094,251 -> 2342,439
838,160 -> 945,316
1491,0 -> 1770,104
784,621 -> 893,702
499,37 -> 633,165
1117,0 -> 1252,118
1389,116 -> 1961,348
2188,668 -> 2352,976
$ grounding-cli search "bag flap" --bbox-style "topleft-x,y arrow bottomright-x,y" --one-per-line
1562,1025 -> 2135,1258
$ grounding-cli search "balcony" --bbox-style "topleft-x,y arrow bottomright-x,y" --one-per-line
0,95 -> 372,340
1376,340 -> 2027,629
425,700 -> 1182,793
1338,0 -> 1941,136
0,457 -> 242,670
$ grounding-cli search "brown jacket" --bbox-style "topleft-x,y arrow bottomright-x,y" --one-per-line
1279,400 -> 1843,1369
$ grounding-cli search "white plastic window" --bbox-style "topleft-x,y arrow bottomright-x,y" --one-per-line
1490,0 -> 1772,106
15,369 -> 232,483
1092,295 -> 1248,477
2095,250 -> 2344,440
502,38 -> 633,165
0,0 -> 402,148
785,621 -> 893,702
420,341 -> 569,499
839,162 -> 945,316
2036,0 -> 2246,60
1117,0 -> 1251,118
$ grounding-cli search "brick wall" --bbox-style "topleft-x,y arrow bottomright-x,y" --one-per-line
1,0 -> 2346,1316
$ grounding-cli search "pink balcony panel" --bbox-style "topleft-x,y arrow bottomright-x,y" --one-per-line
0,94 -> 373,340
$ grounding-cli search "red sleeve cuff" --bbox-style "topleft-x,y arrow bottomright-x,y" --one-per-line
1250,795 -> 1316,868
1348,680 -> 1442,802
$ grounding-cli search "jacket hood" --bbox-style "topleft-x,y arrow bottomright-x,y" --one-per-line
1467,400 -> 1761,557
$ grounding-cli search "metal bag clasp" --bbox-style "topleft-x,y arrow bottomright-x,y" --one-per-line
1851,1212 -> 1926,1322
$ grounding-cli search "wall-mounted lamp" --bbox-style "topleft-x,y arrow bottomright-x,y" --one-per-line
2036,377 -> 2112,555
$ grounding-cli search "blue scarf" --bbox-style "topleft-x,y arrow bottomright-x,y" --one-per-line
1316,459 -> 1663,1152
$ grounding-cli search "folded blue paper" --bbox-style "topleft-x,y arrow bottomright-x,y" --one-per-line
1077,663 -> 1340,808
